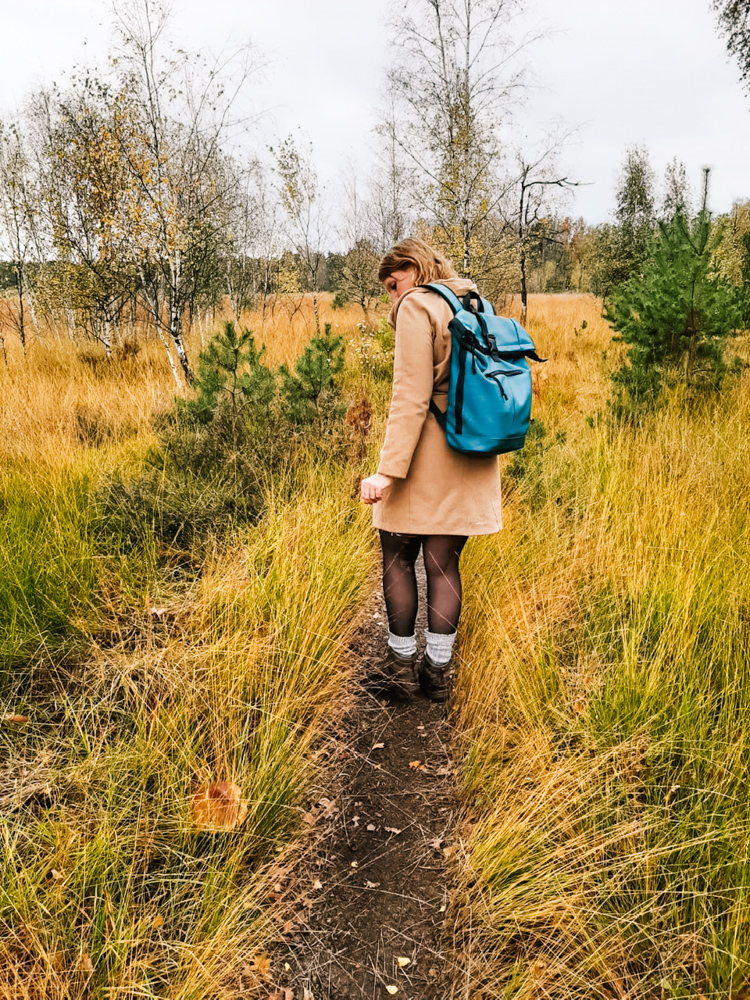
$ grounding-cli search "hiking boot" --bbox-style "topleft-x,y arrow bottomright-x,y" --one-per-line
383,646 -> 419,697
418,651 -> 455,702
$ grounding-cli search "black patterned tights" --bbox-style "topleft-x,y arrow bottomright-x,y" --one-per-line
379,530 -> 468,636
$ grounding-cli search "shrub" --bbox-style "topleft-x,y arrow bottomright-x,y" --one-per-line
278,323 -> 346,428
606,170 -> 744,418
99,322 -> 350,555
354,316 -> 394,382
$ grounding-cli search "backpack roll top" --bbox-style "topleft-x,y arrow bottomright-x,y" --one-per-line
420,282 -> 545,456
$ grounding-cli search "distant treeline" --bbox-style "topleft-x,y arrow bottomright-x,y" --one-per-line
0,1 -> 748,386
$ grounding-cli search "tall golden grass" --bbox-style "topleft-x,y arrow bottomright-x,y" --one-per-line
453,299 -> 750,998
0,295 -> 376,998
4,289 -> 746,997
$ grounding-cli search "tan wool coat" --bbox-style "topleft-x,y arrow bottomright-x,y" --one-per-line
373,278 -> 502,536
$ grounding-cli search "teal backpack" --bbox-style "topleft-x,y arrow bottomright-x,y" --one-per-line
422,283 -> 545,456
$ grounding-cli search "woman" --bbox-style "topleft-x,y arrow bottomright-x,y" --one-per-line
360,237 -> 502,701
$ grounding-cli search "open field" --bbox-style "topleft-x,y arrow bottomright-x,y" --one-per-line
1,292 -> 749,997
0,295 -> 377,998
454,299 -> 750,998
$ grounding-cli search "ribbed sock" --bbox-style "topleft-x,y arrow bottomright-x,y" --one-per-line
425,629 -> 456,665
388,631 -> 417,657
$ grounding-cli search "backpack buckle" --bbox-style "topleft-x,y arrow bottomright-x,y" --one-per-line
485,333 -> 502,362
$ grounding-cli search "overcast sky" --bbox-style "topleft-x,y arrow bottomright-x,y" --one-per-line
2,0 -> 748,225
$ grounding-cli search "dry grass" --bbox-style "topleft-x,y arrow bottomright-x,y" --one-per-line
0,296 -> 377,997
6,288 -> 745,998
0,292 -> 379,470
451,300 -> 750,998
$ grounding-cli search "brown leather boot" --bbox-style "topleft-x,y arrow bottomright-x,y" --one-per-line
418,651 -> 455,702
384,646 -> 419,696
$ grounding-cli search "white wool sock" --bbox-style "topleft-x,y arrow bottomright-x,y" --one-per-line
388,631 -> 417,657
425,629 -> 456,666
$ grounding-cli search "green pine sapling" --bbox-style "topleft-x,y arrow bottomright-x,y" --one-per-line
279,323 -> 345,427
179,321 -> 276,424
606,169 -> 743,414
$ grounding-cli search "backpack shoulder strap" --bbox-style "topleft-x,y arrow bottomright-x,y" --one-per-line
418,282 -> 463,314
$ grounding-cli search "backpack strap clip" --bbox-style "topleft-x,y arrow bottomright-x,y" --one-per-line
461,290 -> 486,313
429,398 -> 447,430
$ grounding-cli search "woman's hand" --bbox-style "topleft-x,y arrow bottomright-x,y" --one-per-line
360,473 -> 394,505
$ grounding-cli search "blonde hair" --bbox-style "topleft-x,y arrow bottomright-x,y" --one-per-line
378,237 -> 459,285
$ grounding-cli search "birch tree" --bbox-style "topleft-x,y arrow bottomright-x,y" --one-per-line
714,0 -> 750,94
0,121 -> 42,354
385,0 -> 530,278
110,0 -> 255,384
275,135 -> 327,334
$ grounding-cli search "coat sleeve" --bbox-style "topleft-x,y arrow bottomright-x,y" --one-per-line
377,294 -> 435,479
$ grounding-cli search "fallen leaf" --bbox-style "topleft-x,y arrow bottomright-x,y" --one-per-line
191,781 -> 247,832
267,991 -> 294,1000
248,953 -> 272,979
365,880 -> 381,888
80,953 -> 94,973
409,760 -> 423,770
284,962 -> 291,971
428,967 -> 437,977
312,879 -> 322,890
431,837 -> 443,850
351,815 -> 360,827
152,914 -> 164,929
318,797 -> 337,816
49,869 -> 64,881
396,957 -> 411,968
303,990 -> 313,1000
385,987 -> 398,995
350,860 -> 358,868
366,823 -> 376,831
302,812 -> 316,826
385,826 -> 402,835
435,766 -> 452,776
2,715 -> 28,724
372,742 -> 385,750
572,697 -> 588,715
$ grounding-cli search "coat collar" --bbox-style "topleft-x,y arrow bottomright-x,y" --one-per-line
387,277 -> 478,327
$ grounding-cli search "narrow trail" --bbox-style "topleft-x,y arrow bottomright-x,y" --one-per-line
273,559 -> 460,1000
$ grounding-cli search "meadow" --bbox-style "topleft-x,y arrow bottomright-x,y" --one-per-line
1,292 -> 748,998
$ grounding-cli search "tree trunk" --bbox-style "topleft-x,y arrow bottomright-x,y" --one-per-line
519,245 -> 528,327
101,318 -> 112,359
685,309 -> 697,396
169,294 -> 192,383
155,323 -> 183,389
519,179 -> 528,326
15,263 -> 26,355
312,288 -> 320,335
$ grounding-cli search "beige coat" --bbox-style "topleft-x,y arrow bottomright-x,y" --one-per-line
373,278 -> 502,536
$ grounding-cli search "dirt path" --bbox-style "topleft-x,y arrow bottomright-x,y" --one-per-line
272,559 -> 459,1000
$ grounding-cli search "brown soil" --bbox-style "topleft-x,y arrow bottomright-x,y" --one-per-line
271,560 -> 459,1000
